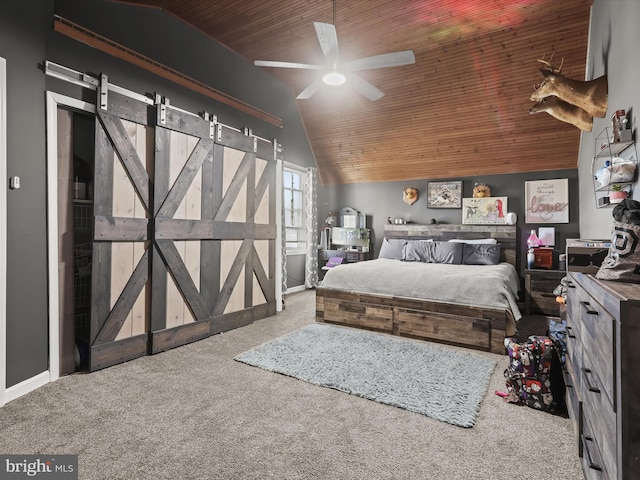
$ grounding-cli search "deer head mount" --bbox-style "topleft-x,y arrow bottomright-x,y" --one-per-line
537,51 -> 564,74
529,52 -> 608,130
529,96 -> 593,132
403,187 -> 419,205
530,52 -> 608,117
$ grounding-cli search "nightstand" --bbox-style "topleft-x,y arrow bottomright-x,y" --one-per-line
318,249 -> 371,280
524,269 -> 566,316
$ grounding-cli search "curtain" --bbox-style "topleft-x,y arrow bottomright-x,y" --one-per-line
281,175 -> 288,306
304,167 -> 318,288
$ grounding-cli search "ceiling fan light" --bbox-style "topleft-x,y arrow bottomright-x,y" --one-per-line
322,71 -> 346,86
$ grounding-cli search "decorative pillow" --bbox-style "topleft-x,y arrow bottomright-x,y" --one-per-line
403,240 -> 463,264
377,238 -> 407,260
596,220 -> 640,283
449,238 -> 498,245
462,243 -> 502,265
401,240 -> 431,262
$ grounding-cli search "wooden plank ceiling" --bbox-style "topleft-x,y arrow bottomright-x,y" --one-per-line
122,0 -> 594,185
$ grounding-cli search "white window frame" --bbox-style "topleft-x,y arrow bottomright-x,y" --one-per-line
283,163 -> 307,255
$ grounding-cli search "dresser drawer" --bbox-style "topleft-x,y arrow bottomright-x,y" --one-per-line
346,252 -> 361,262
582,397 -> 617,479
576,294 -> 615,410
565,281 -> 581,339
563,357 -> 580,443
565,295 -> 582,393
565,341 -> 582,395
580,425 -> 607,480
528,291 -> 560,316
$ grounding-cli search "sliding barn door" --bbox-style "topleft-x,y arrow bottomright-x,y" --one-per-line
88,92 -> 278,371
89,92 -> 152,371
150,104 -> 277,353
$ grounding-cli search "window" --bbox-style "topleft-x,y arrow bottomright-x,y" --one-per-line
284,165 -> 306,254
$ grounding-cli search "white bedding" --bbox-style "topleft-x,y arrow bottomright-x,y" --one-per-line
321,258 -> 522,322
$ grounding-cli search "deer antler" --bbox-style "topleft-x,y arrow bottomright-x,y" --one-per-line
537,51 -> 564,74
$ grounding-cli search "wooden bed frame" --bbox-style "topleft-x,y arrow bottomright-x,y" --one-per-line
316,224 -> 518,354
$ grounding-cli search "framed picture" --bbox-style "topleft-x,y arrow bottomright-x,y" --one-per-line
462,197 -> 508,224
427,181 -> 463,208
538,227 -> 556,246
525,179 -> 569,224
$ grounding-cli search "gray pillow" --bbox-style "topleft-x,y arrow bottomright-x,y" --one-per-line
403,240 -> 463,264
402,240 -> 432,262
377,238 -> 407,260
462,243 -> 502,265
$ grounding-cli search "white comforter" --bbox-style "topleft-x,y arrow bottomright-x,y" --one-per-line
321,258 -> 522,322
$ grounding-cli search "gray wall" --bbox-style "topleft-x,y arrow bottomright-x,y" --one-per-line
0,0 -> 314,387
578,0 -> 640,239
2,1 -> 49,388
319,169 -> 580,279
286,255 -> 307,289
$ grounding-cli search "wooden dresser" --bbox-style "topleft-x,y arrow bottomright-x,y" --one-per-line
564,272 -> 640,480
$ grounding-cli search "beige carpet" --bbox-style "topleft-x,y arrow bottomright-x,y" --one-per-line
0,290 -> 583,480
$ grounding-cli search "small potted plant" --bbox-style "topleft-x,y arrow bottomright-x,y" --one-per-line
609,184 -> 629,204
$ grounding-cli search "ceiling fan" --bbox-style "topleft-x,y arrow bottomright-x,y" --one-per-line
253,2 -> 415,101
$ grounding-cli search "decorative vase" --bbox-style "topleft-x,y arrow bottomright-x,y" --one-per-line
527,249 -> 536,269
609,190 -> 628,204
527,229 -> 542,248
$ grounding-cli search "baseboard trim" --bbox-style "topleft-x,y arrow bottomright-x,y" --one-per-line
285,285 -> 306,294
4,371 -> 51,404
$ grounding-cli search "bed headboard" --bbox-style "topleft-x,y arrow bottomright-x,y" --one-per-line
383,224 -> 517,266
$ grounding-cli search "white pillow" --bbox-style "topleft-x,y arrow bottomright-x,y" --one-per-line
448,238 -> 498,244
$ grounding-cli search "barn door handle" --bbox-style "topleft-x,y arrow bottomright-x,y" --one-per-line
582,435 -> 603,472
580,301 -> 598,315
582,368 -> 601,393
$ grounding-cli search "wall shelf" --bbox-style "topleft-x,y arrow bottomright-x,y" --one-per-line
592,127 -> 637,208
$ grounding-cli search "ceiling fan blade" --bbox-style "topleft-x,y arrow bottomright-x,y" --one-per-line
296,78 -> 324,100
254,60 -> 322,70
314,22 -> 339,59
348,74 -> 385,101
345,50 -> 416,72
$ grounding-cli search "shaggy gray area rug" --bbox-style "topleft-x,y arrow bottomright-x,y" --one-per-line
235,323 -> 496,427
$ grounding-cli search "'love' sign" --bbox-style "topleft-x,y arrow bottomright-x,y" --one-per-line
525,179 -> 569,224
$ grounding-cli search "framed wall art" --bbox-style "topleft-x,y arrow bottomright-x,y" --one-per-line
525,178 -> 569,224
462,197 -> 508,224
427,181 -> 462,208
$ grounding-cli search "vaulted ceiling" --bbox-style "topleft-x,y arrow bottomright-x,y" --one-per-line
123,0 -> 594,184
